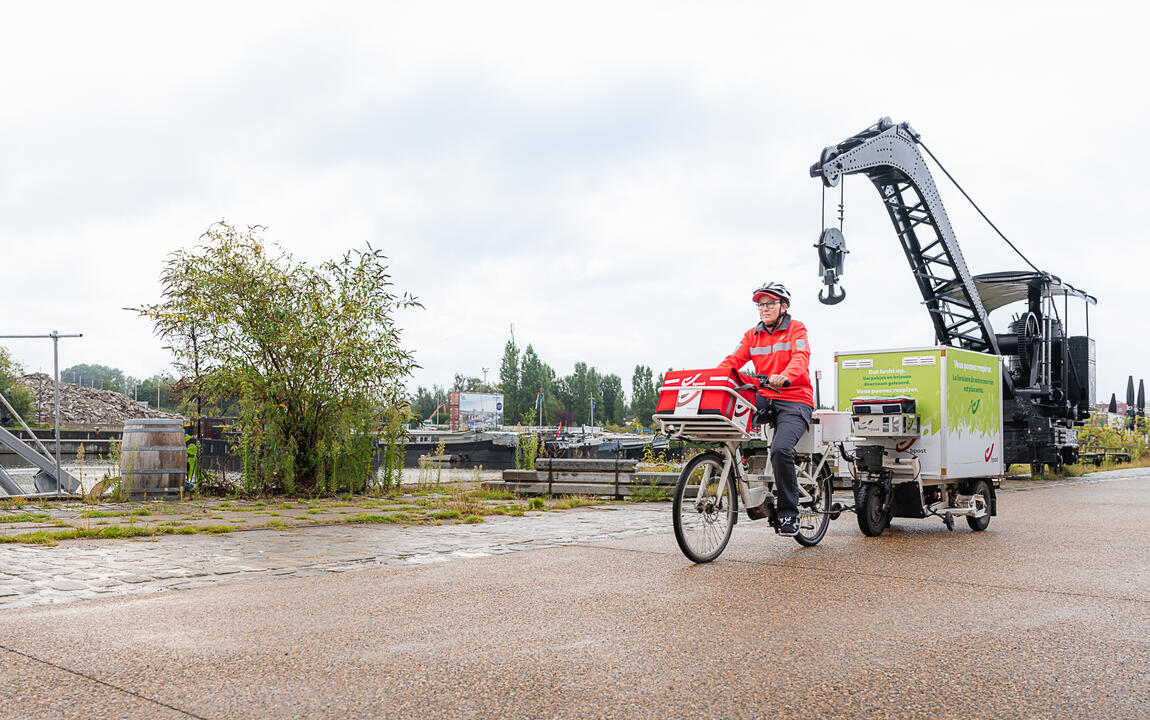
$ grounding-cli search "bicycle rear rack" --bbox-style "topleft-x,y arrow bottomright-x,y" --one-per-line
653,380 -> 758,443
653,413 -> 751,442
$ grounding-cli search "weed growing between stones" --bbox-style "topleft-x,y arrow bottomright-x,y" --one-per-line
75,443 -> 85,490
549,496 -> 597,510
629,478 -> 672,502
436,439 -> 446,486
0,513 -> 50,523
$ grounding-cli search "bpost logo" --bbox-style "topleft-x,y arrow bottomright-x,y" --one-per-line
970,399 -> 981,414
676,373 -> 703,407
895,438 -> 916,453
985,443 -> 996,462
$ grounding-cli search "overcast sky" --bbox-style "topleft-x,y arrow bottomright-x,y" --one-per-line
3,1 -> 1147,408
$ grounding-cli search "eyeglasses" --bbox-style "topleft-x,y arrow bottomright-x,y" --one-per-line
756,300 -> 782,309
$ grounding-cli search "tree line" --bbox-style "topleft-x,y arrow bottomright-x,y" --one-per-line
411,338 -> 664,429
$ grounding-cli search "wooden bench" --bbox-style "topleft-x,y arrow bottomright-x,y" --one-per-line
485,458 -> 677,498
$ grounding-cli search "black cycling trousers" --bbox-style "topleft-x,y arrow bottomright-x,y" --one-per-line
755,395 -> 813,518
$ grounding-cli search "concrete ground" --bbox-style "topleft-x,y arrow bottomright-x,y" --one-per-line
2,471 -> 1148,719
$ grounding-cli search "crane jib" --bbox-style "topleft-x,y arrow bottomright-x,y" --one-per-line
810,118 -> 998,360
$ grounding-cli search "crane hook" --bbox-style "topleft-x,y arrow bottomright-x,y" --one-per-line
819,284 -> 846,305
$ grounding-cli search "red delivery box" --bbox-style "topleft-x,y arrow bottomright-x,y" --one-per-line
656,368 -> 759,431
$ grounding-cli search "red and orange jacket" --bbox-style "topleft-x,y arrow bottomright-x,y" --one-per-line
718,315 -> 814,407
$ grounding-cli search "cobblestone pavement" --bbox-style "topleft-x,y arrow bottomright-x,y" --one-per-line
0,505 -> 669,610
2,467 -> 1145,612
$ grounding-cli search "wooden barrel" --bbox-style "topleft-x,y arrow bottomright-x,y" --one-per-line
121,418 -> 187,496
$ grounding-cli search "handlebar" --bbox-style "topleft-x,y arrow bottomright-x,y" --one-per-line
733,374 -> 791,394
756,374 -> 791,393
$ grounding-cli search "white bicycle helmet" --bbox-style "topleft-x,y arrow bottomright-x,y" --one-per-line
752,281 -> 791,304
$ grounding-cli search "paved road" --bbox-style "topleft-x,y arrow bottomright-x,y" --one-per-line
2,471 -> 1148,719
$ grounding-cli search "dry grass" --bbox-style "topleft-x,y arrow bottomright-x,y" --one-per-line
0,470 -> 646,545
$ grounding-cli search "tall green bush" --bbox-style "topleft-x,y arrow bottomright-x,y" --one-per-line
136,222 -> 420,494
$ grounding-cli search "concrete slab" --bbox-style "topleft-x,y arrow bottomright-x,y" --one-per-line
2,544 -> 1148,718
0,475 -> 1147,718
0,648 -> 190,720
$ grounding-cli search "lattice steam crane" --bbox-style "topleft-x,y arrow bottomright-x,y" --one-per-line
809,117 -> 1096,475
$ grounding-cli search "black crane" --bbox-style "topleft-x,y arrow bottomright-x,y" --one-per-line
810,118 -> 1097,475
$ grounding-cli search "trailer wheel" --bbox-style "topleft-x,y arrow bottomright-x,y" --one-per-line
856,484 -> 889,537
966,479 -> 992,532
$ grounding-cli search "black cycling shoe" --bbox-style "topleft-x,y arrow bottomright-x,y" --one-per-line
777,515 -> 800,537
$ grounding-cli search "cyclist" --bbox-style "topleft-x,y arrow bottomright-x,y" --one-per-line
718,282 -> 815,536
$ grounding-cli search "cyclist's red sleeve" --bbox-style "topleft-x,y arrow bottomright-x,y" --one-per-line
781,321 -> 811,381
718,329 -> 753,371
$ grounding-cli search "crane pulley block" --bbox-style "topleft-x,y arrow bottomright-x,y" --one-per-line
815,227 -> 847,305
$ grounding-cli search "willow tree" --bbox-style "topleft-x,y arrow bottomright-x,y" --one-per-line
138,222 -> 420,494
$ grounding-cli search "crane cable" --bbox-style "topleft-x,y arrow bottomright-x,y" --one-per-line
918,140 -> 1041,274
921,139 -> 1087,407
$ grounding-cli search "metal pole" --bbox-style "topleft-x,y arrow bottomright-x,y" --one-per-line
53,332 -> 61,495
0,331 -> 83,496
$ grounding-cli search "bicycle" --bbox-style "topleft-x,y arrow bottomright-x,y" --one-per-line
653,369 -> 843,563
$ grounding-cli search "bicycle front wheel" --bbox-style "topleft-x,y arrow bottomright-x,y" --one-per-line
673,451 -> 737,563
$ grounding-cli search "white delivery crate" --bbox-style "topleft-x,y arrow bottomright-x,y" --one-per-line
836,346 -> 1004,481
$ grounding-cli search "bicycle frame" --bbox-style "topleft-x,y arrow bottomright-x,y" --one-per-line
654,381 -> 836,519
709,438 -> 829,518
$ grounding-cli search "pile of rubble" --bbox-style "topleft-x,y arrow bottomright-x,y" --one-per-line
17,373 -> 184,426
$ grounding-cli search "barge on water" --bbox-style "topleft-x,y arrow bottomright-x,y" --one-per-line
397,427 -> 669,468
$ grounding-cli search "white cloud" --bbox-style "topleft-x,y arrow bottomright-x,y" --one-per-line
2,0 -> 1148,403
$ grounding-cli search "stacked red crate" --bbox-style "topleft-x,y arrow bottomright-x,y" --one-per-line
656,368 -> 759,432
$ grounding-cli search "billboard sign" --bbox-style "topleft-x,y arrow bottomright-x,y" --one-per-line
453,392 -> 504,430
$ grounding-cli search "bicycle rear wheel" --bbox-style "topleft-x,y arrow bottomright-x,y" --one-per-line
673,452 -> 737,563
794,461 -> 833,547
